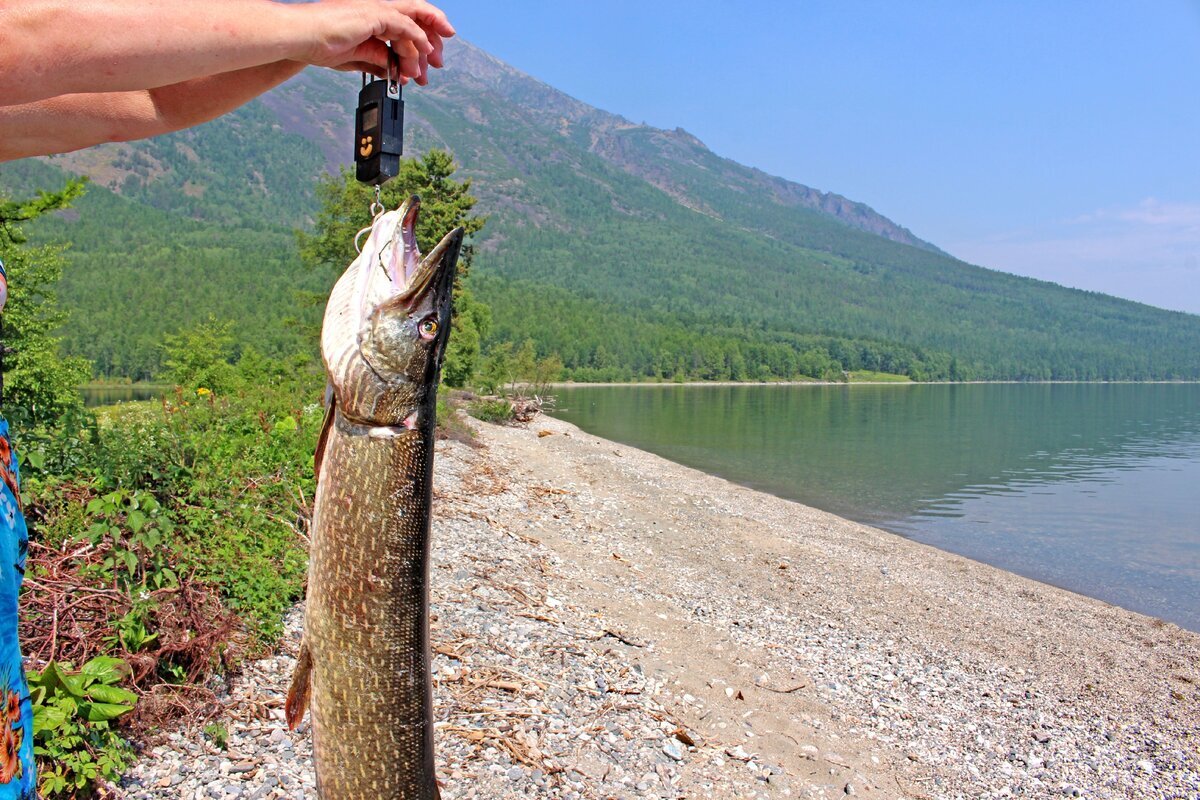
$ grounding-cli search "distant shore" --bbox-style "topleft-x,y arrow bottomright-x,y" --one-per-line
547,379 -> 1200,388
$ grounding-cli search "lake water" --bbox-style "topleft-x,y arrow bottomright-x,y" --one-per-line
551,384 -> 1200,631
81,384 -> 169,407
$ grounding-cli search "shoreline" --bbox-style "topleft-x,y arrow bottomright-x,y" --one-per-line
120,414 -> 1200,799
548,380 -> 1200,388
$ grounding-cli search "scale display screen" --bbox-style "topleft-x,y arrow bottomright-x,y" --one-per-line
361,104 -> 380,132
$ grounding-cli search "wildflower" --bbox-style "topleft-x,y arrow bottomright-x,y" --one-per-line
197,387 -> 212,397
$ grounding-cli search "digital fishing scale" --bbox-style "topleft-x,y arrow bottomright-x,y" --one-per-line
354,55 -> 404,186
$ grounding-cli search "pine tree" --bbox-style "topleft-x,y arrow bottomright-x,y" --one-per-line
0,180 -> 93,426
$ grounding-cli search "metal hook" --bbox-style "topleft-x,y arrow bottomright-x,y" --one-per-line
353,225 -> 372,254
387,49 -> 401,98
354,186 -> 388,254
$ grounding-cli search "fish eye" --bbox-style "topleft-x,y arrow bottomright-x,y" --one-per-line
418,317 -> 439,339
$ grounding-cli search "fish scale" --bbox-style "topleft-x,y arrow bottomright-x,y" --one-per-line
306,415 -> 436,797
288,196 -> 464,800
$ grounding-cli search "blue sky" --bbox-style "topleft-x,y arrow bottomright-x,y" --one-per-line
441,1 -> 1200,315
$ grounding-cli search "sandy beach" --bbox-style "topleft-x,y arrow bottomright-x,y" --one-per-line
121,414 -> 1199,800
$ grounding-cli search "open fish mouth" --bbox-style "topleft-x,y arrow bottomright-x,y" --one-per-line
372,196 -> 461,316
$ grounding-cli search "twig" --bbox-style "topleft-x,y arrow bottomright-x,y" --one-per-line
754,681 -> 807,694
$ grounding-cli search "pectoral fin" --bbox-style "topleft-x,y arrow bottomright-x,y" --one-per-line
285,639 -> 313,730
313,386 -> 336,484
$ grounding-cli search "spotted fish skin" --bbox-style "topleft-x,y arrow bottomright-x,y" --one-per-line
306,416 -> 437,797
288,197 -> 463,800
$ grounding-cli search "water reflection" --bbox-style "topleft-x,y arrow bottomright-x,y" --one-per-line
552,384 -> 1200,631
80,384 -> 168,407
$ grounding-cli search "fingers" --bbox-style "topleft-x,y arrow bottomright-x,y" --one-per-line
414,53 -> 429,86
350,37 -> 418,82
306,0 -> 453,82
427,32 -> 444,70
333,61 -> 387,79
396,0 -> 456,38
378,12 -> 433,58
352,37 -> 392,73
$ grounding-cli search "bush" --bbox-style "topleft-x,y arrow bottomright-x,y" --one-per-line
29,658 -> 137,799
466,398 -> 515,424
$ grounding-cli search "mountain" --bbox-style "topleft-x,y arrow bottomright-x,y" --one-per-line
3,38 -> 1199,381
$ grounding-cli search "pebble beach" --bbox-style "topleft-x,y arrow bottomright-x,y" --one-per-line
120,414 -> 1200,799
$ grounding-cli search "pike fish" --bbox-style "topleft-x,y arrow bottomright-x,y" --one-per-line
286,196 -> 464,799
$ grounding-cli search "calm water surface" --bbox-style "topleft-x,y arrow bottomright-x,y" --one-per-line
551,384 -> 1200,631
81,384 -> 168,407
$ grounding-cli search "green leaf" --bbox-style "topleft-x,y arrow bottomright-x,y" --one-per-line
127,509 -> 146,532
79,701 -> 135,722
86,684 -> 138,706
81,656 -> 132,684
32,703 -> 69,734
35,661 -> 85,697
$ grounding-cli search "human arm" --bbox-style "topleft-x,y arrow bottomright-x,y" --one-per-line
0,61 -> 309,161
0,0 -> 454,106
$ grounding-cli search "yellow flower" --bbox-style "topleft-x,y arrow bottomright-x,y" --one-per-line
196,387 -> 212,397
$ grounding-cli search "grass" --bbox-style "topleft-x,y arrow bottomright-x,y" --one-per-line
847,371 -> 913,383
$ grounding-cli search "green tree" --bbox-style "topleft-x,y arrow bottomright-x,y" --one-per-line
161,317 -> 239,393
477,342 -> 515,395
514,339 -> 538,388
298,151 -> 488,386
0,179 -> 93,426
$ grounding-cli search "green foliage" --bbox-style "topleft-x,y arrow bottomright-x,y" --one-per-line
298,152 -> 489,385
0,178 -> 93,425
848,370 -> 912,383
2,159 -> 327,381
202,722 -> 229,751
0,179 -> 88,244
466,398 -> 515,424
108,601 -> 159,654
162,317 -> 239,393
477,342 -> 515,395
432,390 -> 476,444
441,281 -> 490,387
80,490 -> 180,592
23,339 -> 322,641
29,657 -> 137,798
92,372 -> 318,641
476,339 -> 563,396
99,101 -> 327,229
299,151 -> 486,277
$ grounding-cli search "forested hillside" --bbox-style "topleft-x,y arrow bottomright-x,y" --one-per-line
2,39 -> 1199,381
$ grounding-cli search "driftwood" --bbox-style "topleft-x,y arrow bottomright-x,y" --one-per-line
511,394 -> 555,424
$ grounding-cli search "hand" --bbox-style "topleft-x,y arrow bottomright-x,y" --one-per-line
300,0 -> 454,86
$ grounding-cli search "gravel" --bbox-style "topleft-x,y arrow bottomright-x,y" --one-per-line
119,414 -> 1200,799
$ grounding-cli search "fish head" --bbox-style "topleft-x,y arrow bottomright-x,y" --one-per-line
323,196 -> 464,427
